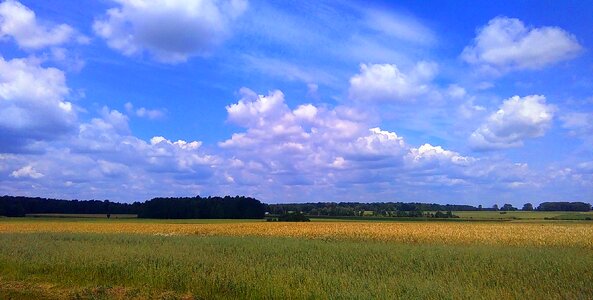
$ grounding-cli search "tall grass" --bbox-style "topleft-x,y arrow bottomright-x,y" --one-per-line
0,233 -> 592,299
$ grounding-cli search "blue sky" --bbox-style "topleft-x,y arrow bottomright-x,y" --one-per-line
0,0 -> 592,205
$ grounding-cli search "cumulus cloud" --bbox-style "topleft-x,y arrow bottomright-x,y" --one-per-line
462,16 -> 582,74
470,95 -> 555,150
0,85 -> 539,203
217,88 -> 533,200
348,62 -> 438,102
0,106 -> 221,201
0,56 -> 77,151
0,0 -> 87,49
11,165 -> 43,179
93,0 -> 248,63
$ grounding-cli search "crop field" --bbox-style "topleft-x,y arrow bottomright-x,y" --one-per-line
1,218 -> 592,299
450,210 -> 593,220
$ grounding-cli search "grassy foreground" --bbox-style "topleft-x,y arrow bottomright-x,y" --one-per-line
1,233 -> 593,299
0,218 -> 592,299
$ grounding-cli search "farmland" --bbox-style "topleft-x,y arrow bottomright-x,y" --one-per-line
0,218 -> 592,299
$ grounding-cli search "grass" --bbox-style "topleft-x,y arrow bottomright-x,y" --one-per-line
1,218 -> 593,299
1,232 -> 593,299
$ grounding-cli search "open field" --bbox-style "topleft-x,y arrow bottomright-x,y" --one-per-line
1,218 -> 593,299
451,210 -> 593,220
307,210 -> 593,221
2,218 -> 593,247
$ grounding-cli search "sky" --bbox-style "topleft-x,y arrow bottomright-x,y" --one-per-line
0,0 -> 592,206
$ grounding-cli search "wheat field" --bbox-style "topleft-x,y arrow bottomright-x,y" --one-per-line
1,218 -> 593,299
1,219 -> 592,247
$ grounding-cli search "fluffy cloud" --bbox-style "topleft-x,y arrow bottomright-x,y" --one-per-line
93,0 -> 248,63
470,95 -> 555,150
348,62 -> 438,102
0,0 -> 86,49
217,89 -> 533,201
0,56 -> 77,151
0,106 -> 220,201
10,165 -> 43,179
462,17 -> 582,74
0,84 -> 539,203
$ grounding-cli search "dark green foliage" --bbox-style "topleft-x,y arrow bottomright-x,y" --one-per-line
0,195 -> 265,219
0,196 -> 140,217
500,204 -> 517,211
537,202 -> 591,212
138,196 -> 265,219
276,212 -> 310,222
433,211 -> 458,218
267,202 -> 477,216
522,203 -> 534,211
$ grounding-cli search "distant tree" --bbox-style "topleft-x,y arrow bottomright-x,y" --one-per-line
501,204 -> 517,211
522,203 -> 534,211
492,204 -> 499,211
434,211 -> 446,218
277,212 -> 310,222
478,205 -> 483,211
537,202 -> 592,212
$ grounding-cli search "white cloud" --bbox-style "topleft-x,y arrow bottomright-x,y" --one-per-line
0,106 -> 220,200
10,165 -> 43,179
93,0 -> 248,63
447,84 -> 466,99
462,17 -> 582,74
125,102 -> 166,120
407,144 -> 474,167
348,62 -> 438,102
216,88 -> 534,200
0,85 -> 539,203
0,0 -> 85,49
0,55 -> 76,151
470,95 -> 555,150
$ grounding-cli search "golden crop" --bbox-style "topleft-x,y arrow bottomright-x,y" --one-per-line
1,220 -> 592,248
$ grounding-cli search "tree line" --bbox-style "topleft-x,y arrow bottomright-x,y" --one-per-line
0,195 -> 265,219
0,196 -> 590,219
267,201 -> 592,216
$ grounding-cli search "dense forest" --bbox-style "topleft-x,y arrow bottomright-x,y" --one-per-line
139,196 -> 265,219
0,195 -> 265,219
0,196 -> 591,218
0,196 -> 140,217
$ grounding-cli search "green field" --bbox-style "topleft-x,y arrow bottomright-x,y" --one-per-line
308,210 -> 593,222
1,217 -> 592,299
451,210 -> 593,220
